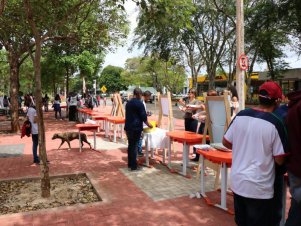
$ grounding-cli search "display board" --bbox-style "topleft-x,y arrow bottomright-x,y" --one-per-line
198,92 -> 231,189
157,92 -> 174,131
202,93 -> 231,144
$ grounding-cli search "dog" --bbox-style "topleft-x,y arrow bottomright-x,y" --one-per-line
52,132 -> 92,150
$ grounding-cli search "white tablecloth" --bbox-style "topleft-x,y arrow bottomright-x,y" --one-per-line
143,128 -> 169,149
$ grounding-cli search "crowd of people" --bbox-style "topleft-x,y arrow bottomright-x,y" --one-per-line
2,83 -> 300,225
124,83 -> 300,226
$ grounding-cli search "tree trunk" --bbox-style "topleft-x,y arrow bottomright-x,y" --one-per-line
8,54 -> 20,133
205,68 -> 216,91
82,76 -> 86,94
34,38 -> 50,198
24,0 -> 50,198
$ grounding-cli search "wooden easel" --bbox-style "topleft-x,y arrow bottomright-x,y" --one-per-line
157,92 -> 176,158
157,92 -> 174,131
198,92 -> 231,189
111,93 -> 125,117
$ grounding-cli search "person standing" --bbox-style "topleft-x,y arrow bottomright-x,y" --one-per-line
3,95 -> 10,108
53,94 -> 62,120
43,94 -> 49,112
137,90 -> 152,157
68,93 -> 78,121
223,81 -> 287,226
125,88 -> 152,171
285,89 -> 301,226
179,88 -> 203,161
178,88 -> 200,132
27,104 -> 39,164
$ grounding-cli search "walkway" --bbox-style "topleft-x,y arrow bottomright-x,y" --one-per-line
0,105 -> 283,226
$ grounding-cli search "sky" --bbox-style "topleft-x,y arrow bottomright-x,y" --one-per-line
103,2 -> 301,71
103,1 -> 142,68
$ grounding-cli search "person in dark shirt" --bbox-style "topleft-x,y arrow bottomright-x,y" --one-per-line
285,89 -> 301,226
125,88 -> 152,171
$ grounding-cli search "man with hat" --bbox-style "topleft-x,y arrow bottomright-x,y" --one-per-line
222,81 -> 287,226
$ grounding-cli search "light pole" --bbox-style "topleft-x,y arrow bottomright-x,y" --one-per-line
236,0 -> 245,110
93,79 -> 96,96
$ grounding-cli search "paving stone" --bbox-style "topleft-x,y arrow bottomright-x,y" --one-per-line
120,163 -> 216,201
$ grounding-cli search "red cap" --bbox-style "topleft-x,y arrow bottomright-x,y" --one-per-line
259,81 -> 283,99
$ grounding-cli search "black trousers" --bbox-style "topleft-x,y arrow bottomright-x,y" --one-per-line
69,105 -> 77,121
126,130 -> 141,170
234,193 -> 273,226
184,117 -> 198,132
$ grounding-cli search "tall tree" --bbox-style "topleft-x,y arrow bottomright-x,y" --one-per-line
99,65 -> 128,92
0,1 -> 33,132
123,56 -> 186,93
134,0 -> 197,87
21,0 -> 128,198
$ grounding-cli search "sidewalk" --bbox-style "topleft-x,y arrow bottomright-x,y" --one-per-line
0,106 -> 262,225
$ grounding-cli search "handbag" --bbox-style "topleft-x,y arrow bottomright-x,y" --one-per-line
21,120 -> 32,138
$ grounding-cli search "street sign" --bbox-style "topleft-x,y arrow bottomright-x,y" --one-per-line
238,53 -> 249,71
100,85 -> 107,93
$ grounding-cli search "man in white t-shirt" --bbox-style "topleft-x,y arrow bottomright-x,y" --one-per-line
223,81 -> 287,226
27,104 -> 39,164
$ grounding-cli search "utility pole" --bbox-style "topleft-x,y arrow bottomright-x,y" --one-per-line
93,79 -> 96,96
236,0 -> 245,110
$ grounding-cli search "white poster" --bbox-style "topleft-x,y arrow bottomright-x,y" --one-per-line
161,97 -> 169,116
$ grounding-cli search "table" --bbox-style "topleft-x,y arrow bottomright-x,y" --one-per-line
92,114 -> 110,132
166,131 -> 209,177
143,128 -> 168,167
75,124 -> 100,152
77,108 -> 100,123
197,148 -> 232,211
106,116 -> 125,142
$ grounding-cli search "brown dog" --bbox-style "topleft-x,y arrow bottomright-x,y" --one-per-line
52,132 -> 92,150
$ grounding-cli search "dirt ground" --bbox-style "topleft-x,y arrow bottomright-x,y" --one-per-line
0,174 -> 99,215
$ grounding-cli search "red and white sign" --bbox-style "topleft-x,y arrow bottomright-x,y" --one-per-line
238,53 -> 249,71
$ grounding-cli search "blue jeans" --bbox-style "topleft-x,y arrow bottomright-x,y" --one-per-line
285,172 -> 301,226
126,130 -> 142,170
137,133 -> 143,154
32,134 -> 39,163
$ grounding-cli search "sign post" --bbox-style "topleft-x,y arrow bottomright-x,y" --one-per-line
236,0 -> 245,110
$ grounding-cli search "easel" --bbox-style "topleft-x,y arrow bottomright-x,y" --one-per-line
157,92 -> 174,131
157,92 -> 175,159
198,92 -> 231,189
107,93 -> 125,142
111,93 -> 125,117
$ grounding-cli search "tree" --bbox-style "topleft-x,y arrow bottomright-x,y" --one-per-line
245,1 -> 289,81
21,0 -> 129,198
0,50 -> 9,95
134,0 -> 198,87
99,65 -> 128,92
123,56 -> 186,93
0,1 -> 34,132
278,0 -> 301,53
77,51 -> 103,94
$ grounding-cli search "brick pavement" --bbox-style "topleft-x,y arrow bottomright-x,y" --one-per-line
0,106 -> 238,225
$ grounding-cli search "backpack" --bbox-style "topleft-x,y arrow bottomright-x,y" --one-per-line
21,120 -> 32,138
